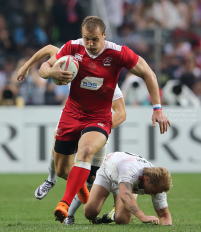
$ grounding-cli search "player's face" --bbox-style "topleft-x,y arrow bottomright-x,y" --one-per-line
82,26 -> 106,55
143,177 -> 163,196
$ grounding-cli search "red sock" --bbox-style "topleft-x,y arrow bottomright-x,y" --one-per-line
62,166 -> 90,205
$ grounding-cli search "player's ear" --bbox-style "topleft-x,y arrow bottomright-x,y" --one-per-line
103,31 -> 106,39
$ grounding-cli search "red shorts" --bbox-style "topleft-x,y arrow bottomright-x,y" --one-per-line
56,107 -> 112,142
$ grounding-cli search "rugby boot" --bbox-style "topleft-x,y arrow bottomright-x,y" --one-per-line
102,207 -> 115,223
34,180 -> 55,200
54,201 -> 69,222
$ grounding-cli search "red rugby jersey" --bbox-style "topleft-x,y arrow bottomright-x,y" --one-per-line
56,39 -> 138,119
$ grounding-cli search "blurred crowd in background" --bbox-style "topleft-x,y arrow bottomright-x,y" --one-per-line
0,0 -> 201,107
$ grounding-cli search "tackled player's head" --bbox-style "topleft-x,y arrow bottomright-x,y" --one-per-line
143,167 -> 172,195
81,16 -> 106,55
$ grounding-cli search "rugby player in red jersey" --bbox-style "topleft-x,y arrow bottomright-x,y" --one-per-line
38,16 -> 170,222
17,44 -> 126,225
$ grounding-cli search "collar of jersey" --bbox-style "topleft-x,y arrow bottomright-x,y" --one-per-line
85,41 -> 106,59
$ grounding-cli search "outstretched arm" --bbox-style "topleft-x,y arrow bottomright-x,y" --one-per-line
17,45 -> 59,82
119,182 -> 159,224
129,56 -> 170,134
155,208 -> 172,225
112,97 -> 126,129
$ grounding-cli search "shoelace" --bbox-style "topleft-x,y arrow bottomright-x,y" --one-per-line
40,180 -> 53,192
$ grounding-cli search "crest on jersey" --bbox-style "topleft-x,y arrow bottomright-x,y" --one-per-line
75,53 -> 83,62
103,57 -> 112,66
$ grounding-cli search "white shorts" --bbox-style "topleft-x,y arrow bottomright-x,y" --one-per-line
94,164 -> 119,196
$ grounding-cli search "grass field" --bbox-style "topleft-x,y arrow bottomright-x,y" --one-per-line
0,174 -> 201,232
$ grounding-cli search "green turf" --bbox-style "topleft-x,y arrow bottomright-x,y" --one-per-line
0,174 -> 200,232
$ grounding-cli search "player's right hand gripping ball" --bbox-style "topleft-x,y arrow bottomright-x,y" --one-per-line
52,55 -> 79,85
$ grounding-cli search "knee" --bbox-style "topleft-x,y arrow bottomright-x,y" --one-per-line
115,212 -> 131,225
55,167 -> 68,179
81,145 -> 94,159
84,204 -> 99,220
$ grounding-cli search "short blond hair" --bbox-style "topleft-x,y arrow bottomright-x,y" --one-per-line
81,16 -> 106,35
143,167 -> 172,192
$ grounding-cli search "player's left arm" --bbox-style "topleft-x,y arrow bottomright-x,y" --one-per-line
17,45 -> 59,82
129,56 -> 170,134
155,207 -> 172,226
112,97 -> 126,129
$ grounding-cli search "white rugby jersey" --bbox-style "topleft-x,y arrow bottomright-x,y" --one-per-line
103,151 -> 168,210
112,84 -> 123,101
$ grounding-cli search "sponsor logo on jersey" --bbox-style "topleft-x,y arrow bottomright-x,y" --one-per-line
75,53 -> 83,62
80,77 -> 103,90
103,57 -> 112,66
98,123 -> 105,127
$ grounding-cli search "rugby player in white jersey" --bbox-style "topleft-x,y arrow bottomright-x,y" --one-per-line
17,45 -> 126,225
84,151 -> 172,226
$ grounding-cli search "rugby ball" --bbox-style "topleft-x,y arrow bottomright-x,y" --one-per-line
52,55 -> 79,85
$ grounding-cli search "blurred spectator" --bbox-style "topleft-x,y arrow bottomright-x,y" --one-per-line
170,0 -> 190,29
159,55 -> 176,88
173,52 -> 200,89
11,59 -> 46,105
0,0 -> 24,31
192,79 -> 201,104
0,57 -> 18,106
0,0 -> 201,106
44,81 -> 58,105
51,0 -> 85,44
55,83 -> 69,105
189,0 -> 201,28
0,15 -> 15,66
0,57 -> 16,88
14,13 -> 47,51
121,73 -> 150,105
163,80 -> 200,106
123,0 -> 136,25
113,23 -> 149,58
0,85 -> 16,106
163,29 -> 192,80
136,0 -> 189,30
164,29 -> 192,58
44,80 -> 69,105
104,0 -> 124,29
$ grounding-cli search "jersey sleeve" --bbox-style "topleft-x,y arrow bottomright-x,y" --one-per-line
119,46 -> 139,70
117,160 -> 139,186
112,84 -> 123,101
152,192 -> 168,210
56,41 -> 74,60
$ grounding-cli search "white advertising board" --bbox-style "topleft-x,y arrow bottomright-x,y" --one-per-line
0,106 -> 200,173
